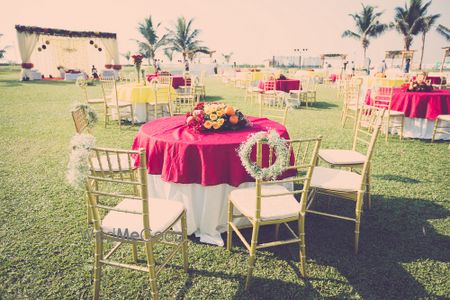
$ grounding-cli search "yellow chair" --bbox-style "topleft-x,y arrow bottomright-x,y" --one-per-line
341,77 -> 363,129
227,137 -> 322,289
307,109 -> 384,254
372,86 -> 404,142
146,78 -> 173,120
318,106 -> 385,208
259,91 -> 289,126
431,115 -> 450,142
86,148 -> 188,300
100,77 -> 134,130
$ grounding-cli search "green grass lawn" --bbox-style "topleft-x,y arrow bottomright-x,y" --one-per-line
0,66 -> 449,299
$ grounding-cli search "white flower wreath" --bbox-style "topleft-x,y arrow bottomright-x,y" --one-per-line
237,130 -> 290,180
67,133 -> 96,188
71,103 -> 98,128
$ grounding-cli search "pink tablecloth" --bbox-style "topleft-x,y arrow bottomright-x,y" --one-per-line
365,88 -> 450,120
258,79 -> 301,93
146,73 -> 186,89
132,116 -> 295,186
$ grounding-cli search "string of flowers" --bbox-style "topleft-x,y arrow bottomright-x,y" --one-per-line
67,134 -> 96,188
71,103 -> 98,128
237,130 -> 290,180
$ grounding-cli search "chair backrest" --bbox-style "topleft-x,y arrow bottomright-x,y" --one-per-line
183,73 -> 192,86
85,148 -> 153,240
100,77 -> 118,104
352,105 -> 386,154
372,86 -> 394,112
157,75 -> 172,86
89,147 -> 137,178
159,71 -> 171,76
253,136 -> 322,219
259,92 -> 288,125
71,106 -> 90,134
151,78 -> 172,103
343,78 -> 362,106
263,80 -> 276,92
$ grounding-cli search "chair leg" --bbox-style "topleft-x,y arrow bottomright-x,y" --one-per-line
431,119 -> 439,142
399,116 -> 404,140
227,200 -> 233,251
385,118 -> 390,142
245,222 -> 260,290
144,241 -> 159,300
299,216 -> 306,277
181,211 -> 189,272
354,193 -> 363,254
274,223 -> 280,240
92,231 -> 103,300
130,106 -> 135,126
132,242 -> 138,262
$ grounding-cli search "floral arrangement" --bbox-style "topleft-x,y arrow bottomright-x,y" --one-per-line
186,102 -> 249,132
15,25 -> 116,39
71,103 -> 98,128
237,130 -> 290,180
406,74 -> 433,92
131,54 -> 144,83
104,64 -> 113,69
66,134 -> 96,188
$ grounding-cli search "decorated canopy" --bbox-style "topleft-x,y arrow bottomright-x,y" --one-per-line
440,47 -> 450,72
385,50 -> 415,69
320,53 -> 347,67
15,25 -> 120,79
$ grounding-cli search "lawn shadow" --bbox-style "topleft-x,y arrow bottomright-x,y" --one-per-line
223,195 -> 449,298
0,80 -> 24,87
374,174 -> 421,184
204,95 -> 224,102
310,101 -> 338,109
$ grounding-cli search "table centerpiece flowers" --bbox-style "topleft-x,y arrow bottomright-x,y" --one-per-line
131,54 -> 144,84
186,102 -> 250,132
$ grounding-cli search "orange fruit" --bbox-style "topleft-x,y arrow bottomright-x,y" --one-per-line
229,115 -> 239,125
224,106 -> 235,116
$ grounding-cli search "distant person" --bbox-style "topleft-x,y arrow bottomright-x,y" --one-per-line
213,59 -> 218,75
343,59 -> 348,71
376,60 -> 387,73
91,65 -> 99,79
351,61 -> 355,75
156,61 -> 161,71
404,58 -> 411,74
233,61 -> 237,68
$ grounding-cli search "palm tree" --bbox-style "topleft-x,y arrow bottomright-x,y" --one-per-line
342,4 -> 389,60
393,0 -> 432,51
418,13 -> 440,69
135,16 -> 167,68
436,24 -> 450,41
166,16 -> 210,71
222,52 -> 234,64
121,51 -> 131,64
164,48 -> 174,62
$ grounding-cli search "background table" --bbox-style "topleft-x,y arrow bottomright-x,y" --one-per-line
132,116 -> 294,245
365,88 -> 450,139
146,73 -> 186,89
116,84 -> 175,122
258,79 -> 301,93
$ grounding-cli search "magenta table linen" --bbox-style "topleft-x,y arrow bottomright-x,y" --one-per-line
258,79 -> 301,93
132,116 -> 295,186
365,88 -> 450,120
146,73 -> 186,89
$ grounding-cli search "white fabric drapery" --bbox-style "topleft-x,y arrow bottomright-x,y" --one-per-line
16,31 -> 40,79
100,38 -> 120,65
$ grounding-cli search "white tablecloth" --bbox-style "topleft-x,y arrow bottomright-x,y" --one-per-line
64,73 -> 83,80
401,117 -> 449,140
146,174 -> 293,246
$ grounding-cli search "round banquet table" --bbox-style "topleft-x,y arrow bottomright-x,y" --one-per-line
115,84 -> 175,122
146,73 -> 186,89
132,116 -> 295,245
258,79 -> 301,93
365,88 -> 450,140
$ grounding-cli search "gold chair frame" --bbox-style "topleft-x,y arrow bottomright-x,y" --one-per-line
100,77 -> 134,130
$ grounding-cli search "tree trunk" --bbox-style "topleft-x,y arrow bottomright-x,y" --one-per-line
363,47 -> 367,61
404,36 -> 411,51
183,52 -> 189,71
419,32 -> 426,70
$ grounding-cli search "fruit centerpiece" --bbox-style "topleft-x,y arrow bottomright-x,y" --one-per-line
186,102 -> 250,132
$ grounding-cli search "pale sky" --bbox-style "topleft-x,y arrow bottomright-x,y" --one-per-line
1,0 -> 449,66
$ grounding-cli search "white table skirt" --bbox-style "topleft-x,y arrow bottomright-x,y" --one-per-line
111,103 -> 170,123
64,73 -> 83,80
390,117 -> 449,140
146,174 -> 293,246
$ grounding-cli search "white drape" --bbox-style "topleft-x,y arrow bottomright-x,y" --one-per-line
100,38 -> 120,65
16,31 -> 40,79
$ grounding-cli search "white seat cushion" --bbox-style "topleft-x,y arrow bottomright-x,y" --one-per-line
102,198 -> 184,239
289,89 -> 305,94
311,166 -> 362,192
229,185 -> 300,220
319,149 -> 366,165
438,114 -> 450,122
91,153 -> 133,172
388,110 -> 404,116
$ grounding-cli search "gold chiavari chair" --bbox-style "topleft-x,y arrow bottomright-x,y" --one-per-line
146,78 -> 172,120
259,91 -> 289,125
245,72 -> 262,103
85,148 -> 188,300
78,83 -> 105,106
173,80 -> 197,116
372,86 -> 404,142
100,77 -> 134,130
341,77 -> 363,129
227,136 -> 322,289
431,115 -> 450,142
307,109 -> 384,254
318,106 -> 385,208
193,72 -> 206,99
287,76 -> 308,108
305,76 -> 319,106
178,72 -> 192,93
